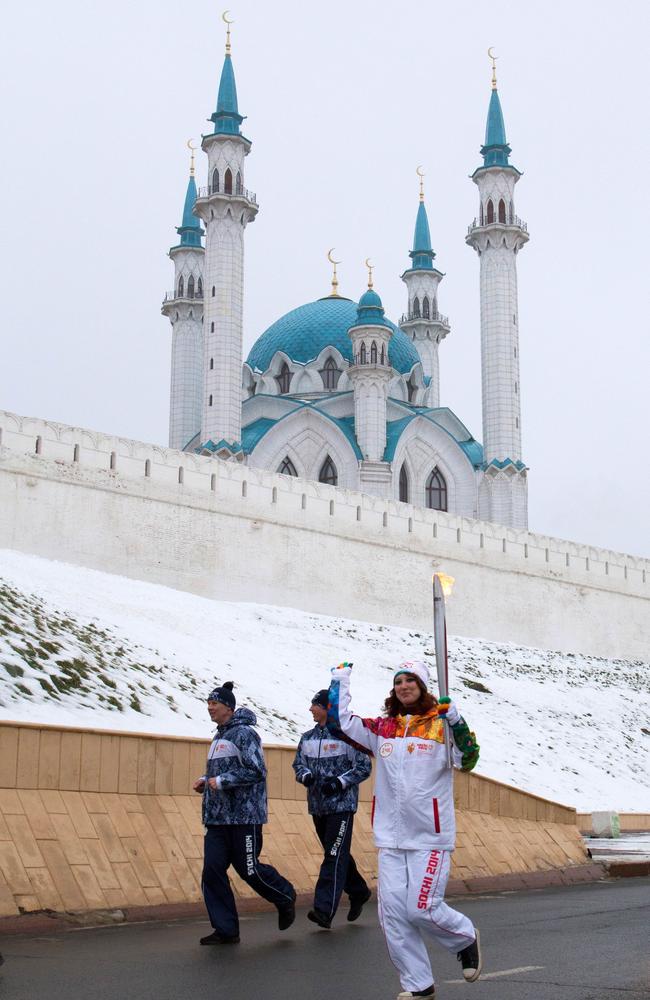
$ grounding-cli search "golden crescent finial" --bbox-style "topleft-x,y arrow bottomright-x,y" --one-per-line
327,248 -> 341,297
186,139 -> 198,175
487,47 -> 498,89
364,258 -> 374,289
222,10 -> 234,54
416,165 -> 425,202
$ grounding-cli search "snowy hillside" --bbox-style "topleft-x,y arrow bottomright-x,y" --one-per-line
0,549 -> 648,812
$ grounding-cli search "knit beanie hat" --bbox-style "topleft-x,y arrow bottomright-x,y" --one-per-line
393,660 -> 430,689
311,689 -> 329,710
207,681 -> 236,710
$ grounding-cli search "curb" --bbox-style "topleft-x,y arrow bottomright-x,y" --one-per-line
605,860 -> 650,878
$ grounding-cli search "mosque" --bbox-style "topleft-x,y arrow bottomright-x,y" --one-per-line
161,24 -> 529,529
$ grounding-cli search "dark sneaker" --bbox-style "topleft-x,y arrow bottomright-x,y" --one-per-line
347,887 -> 372,922
397,987 -> 435,998
200,931 -> 240,945
277,895 -> 296,931
307,907 -> 332,929
457,928 -> 482,982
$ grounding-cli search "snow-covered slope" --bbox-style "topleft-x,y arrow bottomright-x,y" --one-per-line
1,549 -> 648,812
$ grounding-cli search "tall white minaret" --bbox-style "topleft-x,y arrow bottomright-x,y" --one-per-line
193,18 -> 258,456
400,170 -> 450,407
466,54 -> 529,528
347,265 -> 394,498
161,147 -> 205,451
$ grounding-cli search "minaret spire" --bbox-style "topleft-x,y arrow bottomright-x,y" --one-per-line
400,168 -> 450,406
466,54 -> 529,528
162,142 -> 205,451
194,13 -> 259,457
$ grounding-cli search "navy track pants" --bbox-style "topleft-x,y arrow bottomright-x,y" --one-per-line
202,824 -> 295,937
312,811 -> 369,920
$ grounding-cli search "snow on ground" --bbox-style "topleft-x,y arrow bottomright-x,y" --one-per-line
0,549 -> 648,812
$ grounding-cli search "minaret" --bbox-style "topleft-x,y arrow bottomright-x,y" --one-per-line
161,145 -> 205,451
193,17 -> 258,456
400,169 -> 450,407
466,52 -> 529,528
347,263 -> 394,498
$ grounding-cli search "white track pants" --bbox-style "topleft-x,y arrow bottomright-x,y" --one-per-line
377,847 -> 475,993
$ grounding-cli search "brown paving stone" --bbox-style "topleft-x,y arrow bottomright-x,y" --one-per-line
0,789 -> 25,814
0,884 -> 19,917
152,862 -> 185,902
39,789 -> 67,814
144,886 -> 168,906
71,865 -> 109,909
171,743 -> 191,796
0,811 -> 11,840
80,734 -> 102,791
5,815 -> 45,868
48,813 -> 90,864
113,861 -> 149,905
16,729 -> 40,789
59,791 -> 98,840
0,842 -> 33,894
100,794 -> 137,838
129,812 -> 167,864
117,738 -> 139,794
37,731 -> 62,790
82,840 -> 121,890
121,839 -> 159,888
82,792 -> 108,814
121,794 -> 145,814
162,812 -> 202,859
27,867 -> 64,910
156,795 -> 180,815
104,887 -> 129,908
0,728 -> 19,788
59,732 -> 82,791
38,841 -> 86,909
91,813 -> 129,864
99,734 -> 121,793
14,893 -> 40,912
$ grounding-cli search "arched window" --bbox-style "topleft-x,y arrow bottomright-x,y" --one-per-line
399,464 -> 409,503
276,362 -> 292,394
224,168 -> 233,194
509,200 -> 514,223
208,394 -> 213,407
320,357 -> 340,391
406,375 -> 417,403
187,275 -> 195,297
498,199 -> 506,224
480,204 -> 484,225
278,456 -> 297,476
319,456 -> 337,486
422,296 -> 430,319
359,343 -> 367,364
370,341 -> 378,363
380,345 -> 385,365
211,168 -> 219,194
197,277 -> 203,296
209,358 -> 214,370
236,171 -> 242,195
486,199 -> 494,224
425,467 -> 448,511
177,276 -> 184,297
413,297 -> 420,318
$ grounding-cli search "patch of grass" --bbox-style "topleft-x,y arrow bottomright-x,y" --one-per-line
3,662 -> 24,678
16,683 -> 33,696
129,693 -> 142,712
39,640 -> 62,656
106,696 -> 123,711
37,677 -> 60,698
460,678 -> 493,694
98,673 -> 117,689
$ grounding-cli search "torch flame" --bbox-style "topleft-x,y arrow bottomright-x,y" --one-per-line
434,572 -> 455,597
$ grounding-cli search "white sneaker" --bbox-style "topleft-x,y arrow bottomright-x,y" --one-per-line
396,987 -> 435,998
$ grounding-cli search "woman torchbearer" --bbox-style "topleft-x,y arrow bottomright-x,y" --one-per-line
327,660 -> 482,999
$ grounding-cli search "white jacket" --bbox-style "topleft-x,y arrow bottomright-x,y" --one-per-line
329,667 -> 463,851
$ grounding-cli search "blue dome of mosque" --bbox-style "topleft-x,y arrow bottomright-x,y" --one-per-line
246,296 -> 420,375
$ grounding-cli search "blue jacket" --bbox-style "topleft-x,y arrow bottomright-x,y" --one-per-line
202,708 -> 268,826
292,723 -> 372,816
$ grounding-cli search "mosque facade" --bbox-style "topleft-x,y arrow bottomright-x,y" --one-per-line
161,27 -> 529,529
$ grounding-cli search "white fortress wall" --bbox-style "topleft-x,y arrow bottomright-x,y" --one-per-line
0,409 -> 648,660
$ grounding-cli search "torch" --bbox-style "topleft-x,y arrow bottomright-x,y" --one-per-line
433,572 -> 455,768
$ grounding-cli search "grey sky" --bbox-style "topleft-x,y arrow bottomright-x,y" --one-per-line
2,0 -> 648,557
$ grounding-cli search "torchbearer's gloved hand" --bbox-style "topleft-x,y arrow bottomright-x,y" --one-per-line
437,697 -> 461,726
301,772 -> 314,787
322,777 -> 344,797
330,661 -> 353,677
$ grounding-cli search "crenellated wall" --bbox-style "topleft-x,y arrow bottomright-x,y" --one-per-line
0,408 -> 648,659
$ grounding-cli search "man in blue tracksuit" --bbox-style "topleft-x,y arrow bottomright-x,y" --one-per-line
293,688 -> 372,929
193,681 -> 296,945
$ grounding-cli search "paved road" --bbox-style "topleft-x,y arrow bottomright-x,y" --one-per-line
0,878 -> 648,1000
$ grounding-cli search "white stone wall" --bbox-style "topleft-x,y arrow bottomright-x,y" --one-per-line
401,269 -> 448,406
1,409 -> 648,661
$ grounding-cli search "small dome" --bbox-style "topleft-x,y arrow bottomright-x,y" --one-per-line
358,288 -> 382,309
246,296 -> 420,375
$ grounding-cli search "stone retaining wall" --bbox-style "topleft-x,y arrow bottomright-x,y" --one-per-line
0,722 -> 587,918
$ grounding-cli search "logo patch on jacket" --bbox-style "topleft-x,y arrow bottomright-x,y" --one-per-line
379,742 -> 393,758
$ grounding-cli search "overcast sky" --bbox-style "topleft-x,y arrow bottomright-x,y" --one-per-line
1,0 -> 648,557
